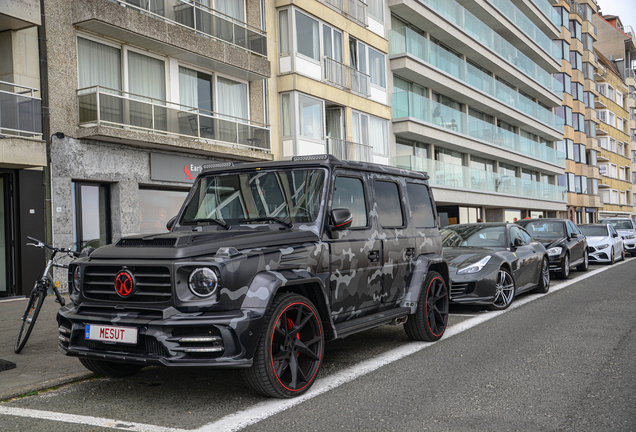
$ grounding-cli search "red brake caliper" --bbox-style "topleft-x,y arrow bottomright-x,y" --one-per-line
286,317 -> 300,356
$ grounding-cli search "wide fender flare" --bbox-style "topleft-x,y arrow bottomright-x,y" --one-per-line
400,254 -> 449,314
240,269 -> 328,310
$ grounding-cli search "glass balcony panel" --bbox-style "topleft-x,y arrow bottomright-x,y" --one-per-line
391,28 -> 562,130
417,0 -> 559,94
392,90 -> 566,166
77,86 -> 270,150
394,155 -> 567,201
0,86 -> 42,137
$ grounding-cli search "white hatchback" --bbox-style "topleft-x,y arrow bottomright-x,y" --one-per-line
578,224 -> 624,264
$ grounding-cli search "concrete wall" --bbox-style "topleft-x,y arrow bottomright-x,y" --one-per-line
0,27 -> 40,91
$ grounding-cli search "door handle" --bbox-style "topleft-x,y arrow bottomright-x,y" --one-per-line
405,247 -> 415,258
368,250 -> 380,262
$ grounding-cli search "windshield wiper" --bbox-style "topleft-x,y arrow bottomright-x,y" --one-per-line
181,218 -> 230,230
239,217 -> 293,229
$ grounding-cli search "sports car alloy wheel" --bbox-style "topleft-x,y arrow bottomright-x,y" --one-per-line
489,268 -> 515,310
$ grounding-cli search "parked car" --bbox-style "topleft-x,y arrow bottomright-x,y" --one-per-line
515,218 -> 588,279
578,224 -> 624,264
441,223 -> 549,310
58,155 -> 450,398
597,218 -> 636,257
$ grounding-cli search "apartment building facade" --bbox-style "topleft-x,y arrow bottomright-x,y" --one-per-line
267,0 -> 392,165
386,0 -> 567,225
42,0 -> 272,283
0,1 -> 48,297
553,0 -> 601,224
593,12 -> 636,219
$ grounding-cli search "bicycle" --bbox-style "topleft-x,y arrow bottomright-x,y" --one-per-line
14,236 -> 80,353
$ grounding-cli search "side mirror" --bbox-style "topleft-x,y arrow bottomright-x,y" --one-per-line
166,216 -> 177,231
513,237 -> 523,247
612,232 -> 618,238
331,208 -> 353,230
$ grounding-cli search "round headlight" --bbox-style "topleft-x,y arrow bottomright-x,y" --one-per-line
73,266 -> 81,293
188,268 -> 218,298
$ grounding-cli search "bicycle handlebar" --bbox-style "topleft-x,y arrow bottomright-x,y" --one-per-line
26,237 -> 81,257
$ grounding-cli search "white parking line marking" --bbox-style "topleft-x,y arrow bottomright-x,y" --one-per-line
0,406 -> 186,432
197,261 -> 627,432
0,260 -> 628,432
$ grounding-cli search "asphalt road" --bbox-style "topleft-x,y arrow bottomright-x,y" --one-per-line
0,260 -> 634,432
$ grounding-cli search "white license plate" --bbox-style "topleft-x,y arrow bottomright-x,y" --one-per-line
85,324 -> 138,344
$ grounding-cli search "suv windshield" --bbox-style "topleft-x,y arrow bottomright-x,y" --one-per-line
599,220 -> 634,230
441,225 -> 506,247
520,221 -> 565,239
180,169 -> 325,226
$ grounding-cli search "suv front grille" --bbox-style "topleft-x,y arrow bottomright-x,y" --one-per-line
83,266 -> 172,302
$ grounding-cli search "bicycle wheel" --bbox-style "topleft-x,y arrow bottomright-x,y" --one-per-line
15,285 -> 46,353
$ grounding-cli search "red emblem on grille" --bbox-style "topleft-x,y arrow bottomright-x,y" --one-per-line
114,270 -> 134,298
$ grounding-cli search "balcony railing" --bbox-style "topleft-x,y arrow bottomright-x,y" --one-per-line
322,0 -> 368,27
529,0 -> 562,28
390,28 -> 563,131
77,86 -> 270,151
488,0 -> 560,59
418,0 -> 560,95
322,57 -> 370,96
113,0 -> 267,56
0,81 -> 42,138
394,156 -> 567,202
326,137 -> 372,162
393,90 -> 566,167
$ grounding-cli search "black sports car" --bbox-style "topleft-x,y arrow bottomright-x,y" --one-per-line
442,223 -> 550,310
516,218 -> 588,279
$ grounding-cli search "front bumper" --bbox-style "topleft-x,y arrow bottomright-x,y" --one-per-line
449,265 -> 499,306
548,255 -> 566,272
622,238 -> 636,252
587,245 -> 613,263
57,303 -> 266,368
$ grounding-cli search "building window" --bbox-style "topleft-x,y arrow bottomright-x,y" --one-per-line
77,37 -> 122,91
295,11 -> 319,61
554,73 -> 572,94
351,39 -> 386,89
569,51 -> 583,71
72,182 -> 111,249
322,24 -> 343,63
555,106 -> 573,126
298,93 -> 323,140
367,0 -> 384,22
352,111 -> 388,156
139,188 -> 189,235
279,9 -> 289,55
569,20 -> 582,40
368,47 -> 386,88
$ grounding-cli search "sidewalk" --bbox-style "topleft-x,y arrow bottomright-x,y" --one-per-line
0,296 -> 93,401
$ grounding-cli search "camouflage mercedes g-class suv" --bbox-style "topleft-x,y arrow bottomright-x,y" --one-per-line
58,155 -> 449,398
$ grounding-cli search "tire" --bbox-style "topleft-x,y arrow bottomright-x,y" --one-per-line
242,293 -> 323,398
14,286 -> 46,353
534,257 -> 550,294
576,249 -> 589,272
404,271 -> 448,342
557,253 -> 570,280
621,247 -> 625,261
609,247 -> 615,265
79,358 -> 144,378
488,268 -> 515,310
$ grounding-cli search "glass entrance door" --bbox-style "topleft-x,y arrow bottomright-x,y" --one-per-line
0,175 -> 6,296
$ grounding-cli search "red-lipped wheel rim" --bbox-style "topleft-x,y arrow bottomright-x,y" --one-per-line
270,302 -> 323,392
426,277 -> 448,338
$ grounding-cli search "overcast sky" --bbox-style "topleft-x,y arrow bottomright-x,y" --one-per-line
597,0 -> 636,31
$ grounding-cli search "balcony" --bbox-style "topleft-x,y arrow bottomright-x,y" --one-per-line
0,0 -> 40,31
78,86 -> 270,152
322,0 -> 368,27
528,0 -> 562,29
323,57 -> 371,97
392,90 -> 566,167
72,0 -> 269,82
394,155 -> 567,202
326,137 -> 372,162
0,81 -> 42,138
389,28 -> 563,132
405,0 -> 561,96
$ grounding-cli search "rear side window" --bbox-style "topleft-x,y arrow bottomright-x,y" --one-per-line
406,183 -> 436,228
373,180 -> 404,227
333,176 -> 368,228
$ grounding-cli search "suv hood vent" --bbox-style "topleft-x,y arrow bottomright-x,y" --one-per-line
117,238 -> 177,247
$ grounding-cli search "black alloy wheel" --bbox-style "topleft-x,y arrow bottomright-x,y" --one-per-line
576,249 -> 589,272
488,268 -> 515,310
534,257 -> 550,294
557,253 -> 570,280
15,285 -> 46,353
242,293 -> 323,398
404,271 -> 448,342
